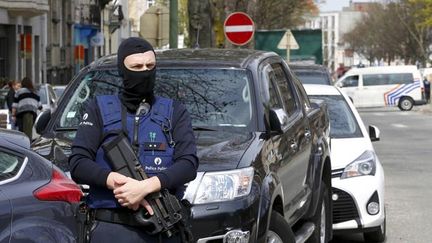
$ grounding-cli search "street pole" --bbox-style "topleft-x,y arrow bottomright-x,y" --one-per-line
169,0 -> 178,48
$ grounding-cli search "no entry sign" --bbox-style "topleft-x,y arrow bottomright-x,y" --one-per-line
224,12 -> 255,46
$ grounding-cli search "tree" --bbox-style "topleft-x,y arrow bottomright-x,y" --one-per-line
343,1 -> 432,65
186,0 -> 318,48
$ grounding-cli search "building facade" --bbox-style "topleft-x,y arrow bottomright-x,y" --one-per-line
0,0 -> 49,84
300,1 -> 370,74
47,0 -> 103,85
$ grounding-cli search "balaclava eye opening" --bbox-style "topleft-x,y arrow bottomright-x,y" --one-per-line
117,37 -> 156,112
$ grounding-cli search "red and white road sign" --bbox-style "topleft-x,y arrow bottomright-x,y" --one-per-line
224,12 -> 255,46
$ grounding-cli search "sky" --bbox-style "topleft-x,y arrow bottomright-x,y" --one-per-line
318,0 -> 374,12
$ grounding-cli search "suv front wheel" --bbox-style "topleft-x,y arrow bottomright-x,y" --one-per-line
306,182 -> 331,243
267,211 -> 295,243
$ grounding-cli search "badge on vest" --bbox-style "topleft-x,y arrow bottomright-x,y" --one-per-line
143,142 -> 167,151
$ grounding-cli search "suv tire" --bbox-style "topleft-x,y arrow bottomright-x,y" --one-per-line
267,211 -> 295,243
306,182 -> 330,243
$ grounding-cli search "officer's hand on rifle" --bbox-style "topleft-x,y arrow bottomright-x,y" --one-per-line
106,172 -> 128,190
113,176 -> 161,209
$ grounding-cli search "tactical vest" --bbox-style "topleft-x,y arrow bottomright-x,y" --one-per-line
87,95 -> 175,208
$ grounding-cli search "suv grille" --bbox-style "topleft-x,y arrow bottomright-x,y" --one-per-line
332,188 -> 359,224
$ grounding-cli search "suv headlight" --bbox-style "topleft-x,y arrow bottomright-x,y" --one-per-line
192,167 -> 254,204
341,150 -> 376,179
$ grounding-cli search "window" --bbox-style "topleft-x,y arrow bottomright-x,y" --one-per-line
363,73 -> 414,86
388,73 -> 413,85
57,68 -> 253,131
147,0 -> 155,8
0,150 -> 24,182
271,63 -> 298,116
310,95 -> 362,138
262,64 -> 283,110
363,74 -> 387,86
341,75 -> 358,87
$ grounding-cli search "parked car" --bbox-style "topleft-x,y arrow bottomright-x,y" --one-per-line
32,49 -> 332,242
335,65 -> 426,111
0,128 -> 82,242
53,85 -> 67,100
304,84 -> 386,242
36,83 -> 58,112
290,64 -> 333,85
0,88 -> 11,129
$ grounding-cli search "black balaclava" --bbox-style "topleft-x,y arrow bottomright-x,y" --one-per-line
117,37 -> 156,112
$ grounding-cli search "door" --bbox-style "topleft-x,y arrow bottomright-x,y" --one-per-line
262,61 -> 311,215
338,75 -> 364,106
0,190 -> 11,243
360,73 -> 389,107
0,148 -> 24,243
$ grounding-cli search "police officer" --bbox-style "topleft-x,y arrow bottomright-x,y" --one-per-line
69,37 -> 198,242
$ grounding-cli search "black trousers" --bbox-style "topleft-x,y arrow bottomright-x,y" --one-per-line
90,221 -> 182,243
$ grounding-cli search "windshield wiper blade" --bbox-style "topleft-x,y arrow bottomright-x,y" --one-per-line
55,127 -> 78,131
193,126 -> 217,131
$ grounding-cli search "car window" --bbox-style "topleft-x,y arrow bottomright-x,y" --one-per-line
363,73 -> 414,86
340,75 -> 358,87
59,70 -> 122,129
38,87 -> 48,105
270,63 -> 299,116
262,64 -> 284,110
0,89 -> 7,109
0,149 -> 24,181
57,68 -> 253,130
54,87 -> 66,98
293,70 -> 330,85
48,85 -> 57,103
310,95 -> 362,138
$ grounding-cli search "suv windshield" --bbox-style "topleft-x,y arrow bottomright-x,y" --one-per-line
310,95 -> 362,138
57,68 -> 253,131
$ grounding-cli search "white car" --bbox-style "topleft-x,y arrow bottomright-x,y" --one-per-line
36,83 -> 58,112
304,84 -> 386,242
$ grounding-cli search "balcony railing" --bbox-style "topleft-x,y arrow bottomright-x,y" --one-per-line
0,0 -> 49,17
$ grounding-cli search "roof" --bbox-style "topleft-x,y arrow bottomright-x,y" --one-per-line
91,48 -> 276,70
0,128 -> 30,149
289,63 -> 328,72
303,84 -> 341,96
344,65 -> 419,76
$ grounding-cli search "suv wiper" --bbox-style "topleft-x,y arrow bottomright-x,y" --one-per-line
193,126 -> 217,131
55,127 -> 78,131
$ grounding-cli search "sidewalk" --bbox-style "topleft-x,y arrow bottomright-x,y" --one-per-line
419,101 -> 432,114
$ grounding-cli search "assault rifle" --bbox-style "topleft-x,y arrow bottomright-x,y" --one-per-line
102,133 -> 193,242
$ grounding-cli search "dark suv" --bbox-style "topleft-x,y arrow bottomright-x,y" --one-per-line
32,49 -> 332,242
290,64 -> 333,85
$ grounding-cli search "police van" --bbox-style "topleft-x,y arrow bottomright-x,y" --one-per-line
335,65 -> 426,111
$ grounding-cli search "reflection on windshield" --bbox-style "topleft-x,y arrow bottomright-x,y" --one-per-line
58,68 -> 253,131
310,95 -> 362,138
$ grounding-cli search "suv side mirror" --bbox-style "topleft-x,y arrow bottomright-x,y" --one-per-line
35,110 -> 51,134
369,125 -> 380,142
336,82 -> 343,88
269,108 -> 288,134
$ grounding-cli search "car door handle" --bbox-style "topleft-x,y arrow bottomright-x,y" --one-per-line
304,130 -> 312,140
290,142 -> 298,152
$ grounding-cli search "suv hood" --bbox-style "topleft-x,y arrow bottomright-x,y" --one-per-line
195,130 -> 255,171
32,130 -> 255,172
